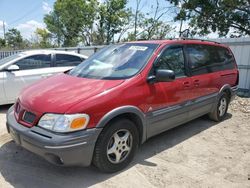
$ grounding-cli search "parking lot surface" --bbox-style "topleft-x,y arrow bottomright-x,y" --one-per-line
0,98 -> 249,188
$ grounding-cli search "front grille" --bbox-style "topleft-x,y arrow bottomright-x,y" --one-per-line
22,111 -> 36,124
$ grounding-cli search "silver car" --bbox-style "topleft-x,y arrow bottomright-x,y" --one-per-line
0,50 -> 87,105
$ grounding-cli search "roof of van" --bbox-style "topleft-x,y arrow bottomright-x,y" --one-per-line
128,38 -> 228,48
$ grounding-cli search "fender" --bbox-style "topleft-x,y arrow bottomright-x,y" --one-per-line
96,105 -> 147,144
219,84 -> 233,97
219,84 -> 238,102
211,84 -> 234,111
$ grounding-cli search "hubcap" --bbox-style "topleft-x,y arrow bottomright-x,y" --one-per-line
218,97 -> 227,117
107,129 -> 132,164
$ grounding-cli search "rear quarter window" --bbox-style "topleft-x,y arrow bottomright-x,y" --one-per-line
55,54 -> 84,67
216,47 -> 235,69
186,44 -> 235,75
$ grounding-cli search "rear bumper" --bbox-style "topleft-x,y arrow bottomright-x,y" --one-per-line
6,106 -> 102,166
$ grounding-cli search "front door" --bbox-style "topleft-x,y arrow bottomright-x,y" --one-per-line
3,54 -> 52,102
0,72 -> 7,105
146,45 -> 193,137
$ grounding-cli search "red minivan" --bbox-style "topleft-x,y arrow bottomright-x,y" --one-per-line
6,39 -> 239,172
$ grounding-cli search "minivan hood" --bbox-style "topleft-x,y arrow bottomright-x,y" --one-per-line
19,74 -> 124,113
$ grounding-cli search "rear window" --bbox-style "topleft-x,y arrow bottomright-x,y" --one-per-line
55,54 -> 83,67
187,45 -> 235,75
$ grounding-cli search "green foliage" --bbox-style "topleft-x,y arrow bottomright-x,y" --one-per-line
93,0 -> 130,44
43,0 -> 172,45
44,11 -> 64,46
127,19 -> 172,40
44,0 -> 98,46
1,0 -> 176,50
5,28 -> 23,49
116,8 -> 133,43
0,38 -> 6,48
35,28 -> 52,48
168,0 -> 250,37
126,12 -> 144,41
80,0 -> 98,46
127,0 -> 173,41
138,17 -> 173,40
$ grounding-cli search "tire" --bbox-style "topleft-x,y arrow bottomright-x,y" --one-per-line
209,92 -> 229,122
93,118 -> 139,173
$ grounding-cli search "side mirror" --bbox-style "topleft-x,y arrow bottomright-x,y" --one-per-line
6,64 -> 20,71
147,69 -> 175,83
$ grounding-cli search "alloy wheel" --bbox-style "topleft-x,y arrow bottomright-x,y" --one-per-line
218,97 -> 227,117
107,129 -> 133,164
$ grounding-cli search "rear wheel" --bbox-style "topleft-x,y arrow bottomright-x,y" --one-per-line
93,118 -> 139,173
209,92 -> 229,122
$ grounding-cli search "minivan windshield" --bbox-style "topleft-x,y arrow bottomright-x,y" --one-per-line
68,43 -> 158,79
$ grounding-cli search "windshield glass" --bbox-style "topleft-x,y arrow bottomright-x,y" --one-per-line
68,43 -> 158,79
0,53 -> 22,66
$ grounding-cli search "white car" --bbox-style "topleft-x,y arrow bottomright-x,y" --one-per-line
0,50 -> 87,105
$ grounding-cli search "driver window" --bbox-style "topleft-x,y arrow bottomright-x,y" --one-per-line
156,47 -> 185,77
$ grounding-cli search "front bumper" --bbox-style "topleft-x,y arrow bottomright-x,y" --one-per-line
6,106 -> 102,166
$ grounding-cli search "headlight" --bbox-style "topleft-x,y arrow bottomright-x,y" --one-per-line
38,113 -> 89,132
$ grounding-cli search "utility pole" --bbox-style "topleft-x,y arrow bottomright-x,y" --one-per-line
178,2 -> 183,38
3,21 -> 6,40
179,19 -> 183,38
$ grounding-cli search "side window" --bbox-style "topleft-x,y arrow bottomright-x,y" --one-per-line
55,54 -> 83,67
186,45 -> 211,75
156,47 -> 185,77
15,54 -> 51,70
187,45 -> 235,75
216,47 -> 235,70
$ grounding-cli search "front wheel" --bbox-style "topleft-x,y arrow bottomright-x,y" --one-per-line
93,118 -> 139,173
209,93 -> 229,122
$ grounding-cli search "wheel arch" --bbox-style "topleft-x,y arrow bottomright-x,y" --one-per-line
96,106 -> 147,144
219,84 -> 232,100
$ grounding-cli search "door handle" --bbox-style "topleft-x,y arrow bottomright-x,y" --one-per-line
183,81 -> 190,88
193,80 -> 200,87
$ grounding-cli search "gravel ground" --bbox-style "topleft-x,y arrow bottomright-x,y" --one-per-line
0,98 -> 249,188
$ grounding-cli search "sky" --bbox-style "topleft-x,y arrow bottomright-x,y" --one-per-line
0,0 -> 53,39
0,0 -> 192,40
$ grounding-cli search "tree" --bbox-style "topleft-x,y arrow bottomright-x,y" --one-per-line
130,0 -> 173,40
44,11 -> 64,46
5,28 -> 23,49
137,17 -> 173,40
80,0 -> 98,46
44,0 -> 98,47
134,0 -> 142,39
0,38 -> 6,48
167,0 -> 250,37
116,8 -> 133,42
35,28 -> 52,48
94,0 -> 130,44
